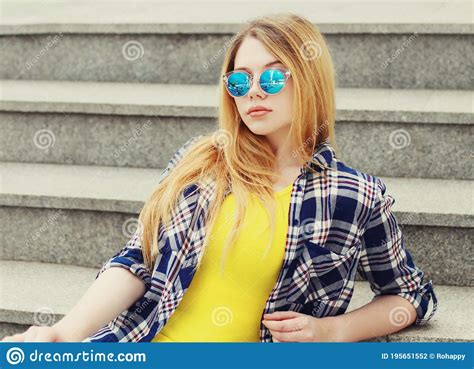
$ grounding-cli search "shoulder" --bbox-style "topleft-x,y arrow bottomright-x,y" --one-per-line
337,159 -> 384,193
309,155 -> 384,199
306,157 -> 388,226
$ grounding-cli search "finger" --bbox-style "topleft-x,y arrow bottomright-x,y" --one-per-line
270,329 -> 302,343
33,329 -> 56,342
23,327 -> 39,342
263,317 -> 303,332
264,311 -> 302,321
2,333 -> 26,342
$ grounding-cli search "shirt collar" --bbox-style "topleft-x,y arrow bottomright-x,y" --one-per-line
300,140 -> 337,175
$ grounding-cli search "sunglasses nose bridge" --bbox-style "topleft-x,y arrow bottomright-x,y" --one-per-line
247,72 -> 266,98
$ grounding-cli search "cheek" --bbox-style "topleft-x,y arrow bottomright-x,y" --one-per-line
234,98 -> 248,117
282,81 -> 294,105
273,88 -> 294,115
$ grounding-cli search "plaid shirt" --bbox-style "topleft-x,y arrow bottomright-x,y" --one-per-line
83,135 -> 438,342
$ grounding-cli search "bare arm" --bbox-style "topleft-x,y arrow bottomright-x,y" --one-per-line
262,295 -> 417,342
331,295 -> 417,342
1,267 -> 145,342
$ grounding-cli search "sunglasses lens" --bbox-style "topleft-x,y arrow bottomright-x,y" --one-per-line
260,69 -> 286,94
226,71 -> 250,97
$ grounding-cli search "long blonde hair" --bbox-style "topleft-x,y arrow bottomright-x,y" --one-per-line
139,12 -> 337,274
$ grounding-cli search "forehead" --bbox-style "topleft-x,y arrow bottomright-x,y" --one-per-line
234,37 -> 284,71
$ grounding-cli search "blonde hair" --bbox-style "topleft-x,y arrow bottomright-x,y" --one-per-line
139,12 -> 338,274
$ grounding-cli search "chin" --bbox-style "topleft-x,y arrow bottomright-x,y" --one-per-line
245,119 -> 289,135
243,120 -> 274,134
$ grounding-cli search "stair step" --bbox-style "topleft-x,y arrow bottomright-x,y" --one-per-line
0,2 -> 471,89
1,79 -> 472,179
0,260 -> 96,327
0,260 -> 472,342
0,162 -> 472,286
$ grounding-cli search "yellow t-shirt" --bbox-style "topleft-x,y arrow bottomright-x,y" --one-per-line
151,182 -> 293,342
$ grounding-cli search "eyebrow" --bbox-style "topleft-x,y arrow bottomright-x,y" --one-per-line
233,60 -> 284,72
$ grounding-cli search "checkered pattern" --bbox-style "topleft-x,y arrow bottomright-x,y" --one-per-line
83,135 -> 438,342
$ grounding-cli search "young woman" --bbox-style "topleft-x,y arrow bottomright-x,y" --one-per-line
2,13 -> 437,343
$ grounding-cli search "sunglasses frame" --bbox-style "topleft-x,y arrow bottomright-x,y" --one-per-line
222,67 -> 292,98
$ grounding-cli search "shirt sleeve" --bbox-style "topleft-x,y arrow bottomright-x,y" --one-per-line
357,176 -> 438,326
94,134 -> 205,286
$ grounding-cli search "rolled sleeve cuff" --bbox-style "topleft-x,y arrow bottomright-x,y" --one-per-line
95,255 -> 152,289
394,279 -> 438,326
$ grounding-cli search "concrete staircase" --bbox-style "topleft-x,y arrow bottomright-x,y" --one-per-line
0,1 -> 472,342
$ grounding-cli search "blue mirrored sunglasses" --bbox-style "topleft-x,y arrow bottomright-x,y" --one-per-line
222,67 -> 292,98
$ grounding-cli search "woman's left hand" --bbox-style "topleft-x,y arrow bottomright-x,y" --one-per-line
262,310 -> 340,342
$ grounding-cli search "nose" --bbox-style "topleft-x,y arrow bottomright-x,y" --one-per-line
247,73 -> 266,100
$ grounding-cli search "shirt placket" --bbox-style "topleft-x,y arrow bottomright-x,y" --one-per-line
259,169 -> 308,342
153,181 -> 216,333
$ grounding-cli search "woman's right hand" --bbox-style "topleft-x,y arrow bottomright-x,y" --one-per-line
1,325 -> 67,342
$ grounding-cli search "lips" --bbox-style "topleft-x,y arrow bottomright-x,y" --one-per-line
247,106 -> 272,115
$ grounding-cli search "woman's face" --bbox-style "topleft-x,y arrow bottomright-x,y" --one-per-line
232,36 -> 294,140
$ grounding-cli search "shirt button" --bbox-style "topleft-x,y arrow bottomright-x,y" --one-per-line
295,219 -> 299,226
